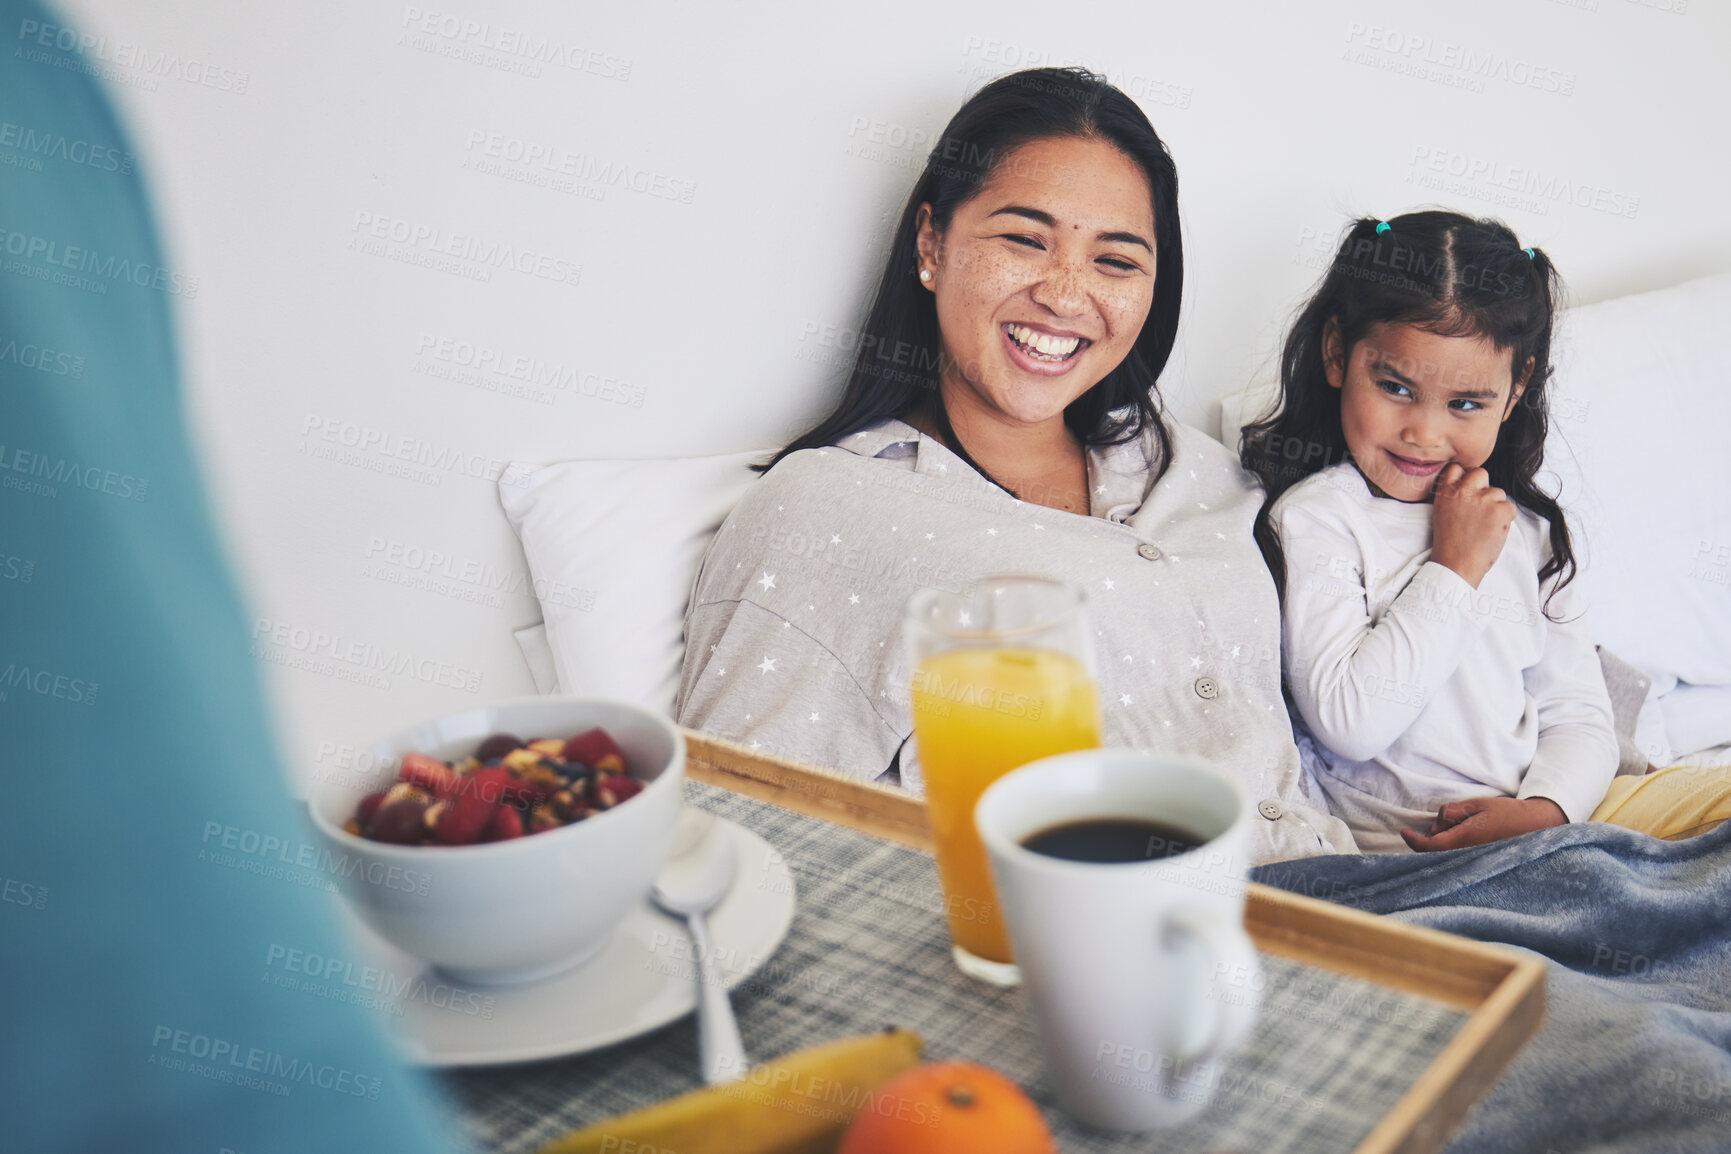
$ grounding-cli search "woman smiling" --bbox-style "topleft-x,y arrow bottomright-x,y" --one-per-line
674,68 -> 1355,864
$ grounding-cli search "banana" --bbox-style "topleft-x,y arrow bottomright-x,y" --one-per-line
538,1027 -> 923,1154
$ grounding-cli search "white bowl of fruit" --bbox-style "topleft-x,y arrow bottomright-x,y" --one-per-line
308,696 -> 685,984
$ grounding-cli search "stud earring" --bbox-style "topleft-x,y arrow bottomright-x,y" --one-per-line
919,269 -> 932,283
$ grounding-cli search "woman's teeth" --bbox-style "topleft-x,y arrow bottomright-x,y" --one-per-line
1007,324 -> 1082,360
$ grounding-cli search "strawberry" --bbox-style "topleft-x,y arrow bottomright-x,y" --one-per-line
484,806 -> 525,841
432,767 -> 509,845
592,774 -> 643,809
369,797 -> 430,844
355,790 -> 390,826
398,752 -> 460,798
474,733 -> 525,761
493,772 -> 542,809
561,727 -> 627,773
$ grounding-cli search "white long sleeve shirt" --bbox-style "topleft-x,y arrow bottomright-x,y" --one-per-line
1271,462 -> 1618,852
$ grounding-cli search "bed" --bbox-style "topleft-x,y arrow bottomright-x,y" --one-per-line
496,274 -> 1731,1152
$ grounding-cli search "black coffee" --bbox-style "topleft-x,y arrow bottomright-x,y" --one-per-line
1020,817 -> 1206,863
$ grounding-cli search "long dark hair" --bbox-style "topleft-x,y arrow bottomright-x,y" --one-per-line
1241,210 -> 1575,608
755,66 -> 1184,491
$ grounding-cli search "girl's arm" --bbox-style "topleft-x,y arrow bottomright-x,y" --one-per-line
1277,500 -> 1496,762
1398,795 -> 1565,851
1509,563 -> 1620,823
1395,537 -> 1617,853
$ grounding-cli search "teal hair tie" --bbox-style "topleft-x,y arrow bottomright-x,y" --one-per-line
1523,247 -> 1536,259
1375,221 -> 1391,235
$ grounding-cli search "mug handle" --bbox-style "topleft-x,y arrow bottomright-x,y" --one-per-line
1162,906 -> 1261,1062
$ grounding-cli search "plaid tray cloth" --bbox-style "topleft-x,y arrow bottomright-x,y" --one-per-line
444,781 -> 1466,1153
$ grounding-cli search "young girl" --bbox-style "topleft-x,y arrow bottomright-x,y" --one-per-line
1243,211 -> 1726,853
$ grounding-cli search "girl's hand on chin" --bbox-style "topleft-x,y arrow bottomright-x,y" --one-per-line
1429,463 -> 1517,589
1399,796 -> 1566,852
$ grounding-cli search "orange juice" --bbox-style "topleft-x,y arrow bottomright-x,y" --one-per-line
910,645 -> 1101,962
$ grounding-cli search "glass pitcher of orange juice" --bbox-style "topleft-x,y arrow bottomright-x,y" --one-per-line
904,575 -> 1101,984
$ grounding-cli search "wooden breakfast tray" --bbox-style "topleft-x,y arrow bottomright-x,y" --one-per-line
681,728 -> 1546,1154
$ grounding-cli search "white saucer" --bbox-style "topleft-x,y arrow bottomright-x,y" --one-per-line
338,816 -> 797,1066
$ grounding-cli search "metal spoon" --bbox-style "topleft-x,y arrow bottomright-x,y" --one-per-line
652,810 -> 746,1084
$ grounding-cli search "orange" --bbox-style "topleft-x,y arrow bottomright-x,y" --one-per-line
837,1060 -> 1056,1154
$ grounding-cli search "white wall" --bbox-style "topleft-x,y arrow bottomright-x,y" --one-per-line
58,0 -> 1730,790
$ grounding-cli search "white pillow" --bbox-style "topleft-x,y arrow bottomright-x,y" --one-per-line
1547,274 -> 1731,727
498,450 -> 772,715
1215,377 -> 1278,452
1658,683 -> 1731,762
513,622 -> 561,695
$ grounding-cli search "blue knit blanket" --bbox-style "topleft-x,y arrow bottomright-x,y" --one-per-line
1251,820 -> 1731,1153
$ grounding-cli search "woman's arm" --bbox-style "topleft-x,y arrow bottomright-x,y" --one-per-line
674,479 -> 909,783
1278,500 -> 1495,762
678,597 -> 906,779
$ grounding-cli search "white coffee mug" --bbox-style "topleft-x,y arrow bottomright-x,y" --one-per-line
975,749 -> 1261,1131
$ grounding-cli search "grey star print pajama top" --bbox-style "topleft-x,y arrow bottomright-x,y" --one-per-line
673,415 -> 1357,864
